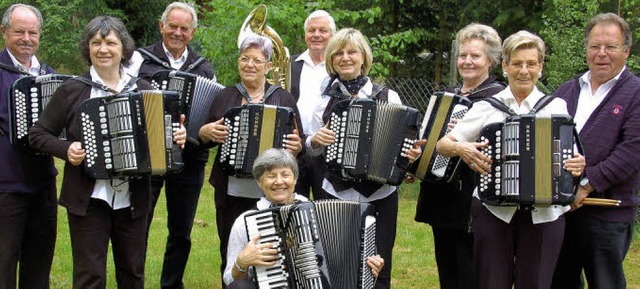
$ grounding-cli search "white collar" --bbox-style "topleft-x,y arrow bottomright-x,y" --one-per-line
6,49 -> 41,75
162,42 -> 189,62
256,193 -> 310,210
89,66 -> 133,92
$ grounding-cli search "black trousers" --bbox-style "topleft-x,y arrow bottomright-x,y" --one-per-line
551,212 -> 634,289
0,188 -> 57,289
148,162 -> 205,289
68,199 -> 147,289
216,194 -> 259,289
324,191 -> 398,289
431,226 -> 474,289
294,153 -> 329,200
471,199 -> 565,289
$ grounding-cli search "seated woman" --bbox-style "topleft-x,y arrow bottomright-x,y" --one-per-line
223,148 -> 384,289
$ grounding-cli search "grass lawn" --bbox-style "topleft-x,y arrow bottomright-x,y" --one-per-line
48,156 -> 640,288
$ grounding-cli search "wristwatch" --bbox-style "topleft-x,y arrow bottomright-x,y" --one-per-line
579,177 -> 589,187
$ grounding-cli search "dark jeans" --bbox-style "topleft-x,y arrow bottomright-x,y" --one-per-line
68,199 -> 147,289
0,188 -> 57,289
148,163 -> 205,289
552,212 -> 634,289
324,191 -> 398,289
432,227 -> 474,289
471,199 -> 565,289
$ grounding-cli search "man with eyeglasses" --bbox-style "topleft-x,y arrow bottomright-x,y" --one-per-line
551,13 -> 640,289
290,10 -> 336,201
135,2 -> 217,289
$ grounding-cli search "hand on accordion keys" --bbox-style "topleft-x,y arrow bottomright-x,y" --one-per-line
562,152 -> 585,177
67,141 -> 86,166
366,254 -> 385,279
406,139 -> 426,163
235,233 -> 279,276
283,129 -> 302,156
457,139 -> 492,175
198,118 -> 228,144
310,122 -> 336,149
174,114 -> 187,149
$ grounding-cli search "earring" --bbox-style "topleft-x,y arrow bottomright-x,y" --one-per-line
503,71 -> 508,78
538,72 -> 542,78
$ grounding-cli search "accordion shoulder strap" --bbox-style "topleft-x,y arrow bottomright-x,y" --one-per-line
370,84 -> 388,101
0,61 -> 32,76
529,94 -> 556,114
481,97 -> 516,116
137,48 -> 172,70
184,56 -> 206,73
72,76 -> 138,94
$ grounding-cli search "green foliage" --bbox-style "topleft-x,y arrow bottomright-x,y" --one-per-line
539,0 -> 598,90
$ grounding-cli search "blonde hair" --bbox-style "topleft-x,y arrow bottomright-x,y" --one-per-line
324,28 -> 373,76
502,30 -> 546,64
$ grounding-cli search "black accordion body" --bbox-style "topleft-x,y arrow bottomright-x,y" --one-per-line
325,98 -> 420,186
150,70 -> 224,144
412,92 -> 473,182
219,104 -> 296,177
477,114 -> 578,206
78,90 -> 184,179
9,74 -> 74,151
244,200 -> 377,289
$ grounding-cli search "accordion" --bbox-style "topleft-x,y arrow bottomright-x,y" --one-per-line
412,92 -> 473,182
9,74 -> 74,152
150,70 -> 224,144
325,98 -> 420,186
78,90 -> 184,179
219,104 -> 296,177
477,114 -> 578,206
244,200 -> 376,289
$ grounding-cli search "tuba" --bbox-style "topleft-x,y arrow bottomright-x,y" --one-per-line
238,4 -> 291,91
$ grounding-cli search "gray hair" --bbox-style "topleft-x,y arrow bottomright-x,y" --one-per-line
252,148 -> 299,181
585,13 -> 632,49
455,23 -> 502,69
502,30 -> 546,64
239,35 -> 273,61
80,16 -> 136,67
2,4 -> 43,31
304,10 -> 336,34
161,2 -> 197,29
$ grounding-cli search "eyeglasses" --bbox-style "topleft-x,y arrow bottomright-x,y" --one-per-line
238,56 -> 266,65
588,44 -> 623,53
508,61 -> 540,70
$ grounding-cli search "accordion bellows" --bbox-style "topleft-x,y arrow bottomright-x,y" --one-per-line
150,70 -> 224,145
9,74 -> 74,152
78,90 -> 184,179
477,114 -> 578,206
411,92 -> 473,182
325,98 -> 420,186
244,200 -> 376,289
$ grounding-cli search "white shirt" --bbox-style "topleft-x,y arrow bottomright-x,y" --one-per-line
88,66 -> 138,210
7,49 -> 41,76
162,43 -> 188,70
223,194 -> 310,285
304,77 -> 402,202
450,86 -> 571,224
295,50 -> 330,135
574,67 -> 625,132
